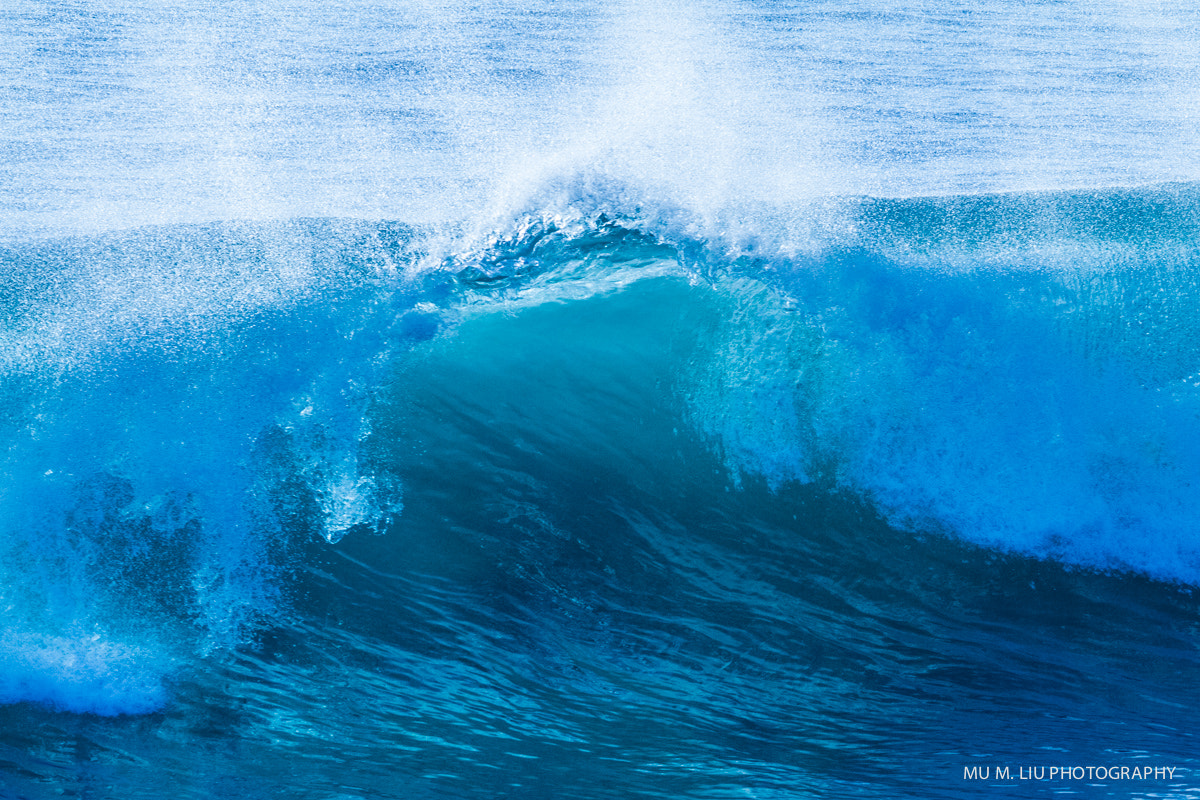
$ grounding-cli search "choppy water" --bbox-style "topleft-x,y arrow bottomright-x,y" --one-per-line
4,1 -> 1200,799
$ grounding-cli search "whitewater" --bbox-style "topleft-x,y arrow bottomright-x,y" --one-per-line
3,0 -> 1200,798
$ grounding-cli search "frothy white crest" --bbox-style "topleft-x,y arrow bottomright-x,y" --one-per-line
473,0 -> 842,252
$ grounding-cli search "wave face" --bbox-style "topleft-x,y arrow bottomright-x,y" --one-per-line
6,1 -> 1200,798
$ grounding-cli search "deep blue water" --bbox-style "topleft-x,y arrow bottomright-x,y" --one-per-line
4,1 -> 1200,799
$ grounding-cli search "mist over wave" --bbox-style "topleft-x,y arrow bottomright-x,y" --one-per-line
4,0 -> 1200,242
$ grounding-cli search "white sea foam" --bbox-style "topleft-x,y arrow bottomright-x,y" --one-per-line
0,627 -> 169,715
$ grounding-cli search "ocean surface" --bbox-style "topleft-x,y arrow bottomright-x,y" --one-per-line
4,1 -> 1200,798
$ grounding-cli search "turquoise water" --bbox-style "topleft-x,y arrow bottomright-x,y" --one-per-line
4,1 -> 1200,798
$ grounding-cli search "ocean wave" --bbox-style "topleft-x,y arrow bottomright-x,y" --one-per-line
1,184 -> 1199,719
